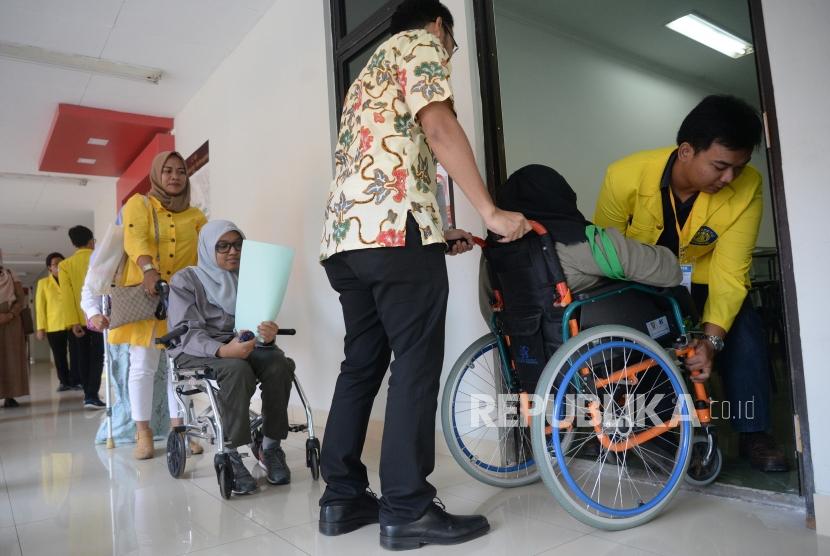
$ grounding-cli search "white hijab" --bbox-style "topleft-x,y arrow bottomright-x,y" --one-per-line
190,220 -> 245,315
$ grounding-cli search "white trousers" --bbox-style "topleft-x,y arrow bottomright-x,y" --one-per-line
128,345 -> 178,421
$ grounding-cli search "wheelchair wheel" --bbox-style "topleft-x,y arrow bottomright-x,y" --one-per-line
307,438 -> 321,481
166,430 -> 187,479
685,435 -> 722,486
441,333 -> 539,488
214,453 -> 234,500
531,325 -> 693,530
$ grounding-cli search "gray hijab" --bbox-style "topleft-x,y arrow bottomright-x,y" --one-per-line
190,220 -> 245,315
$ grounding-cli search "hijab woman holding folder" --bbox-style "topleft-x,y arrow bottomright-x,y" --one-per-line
167,220 -> 295,494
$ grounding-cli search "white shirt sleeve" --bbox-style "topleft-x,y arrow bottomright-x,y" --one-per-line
80,272 -> 103,320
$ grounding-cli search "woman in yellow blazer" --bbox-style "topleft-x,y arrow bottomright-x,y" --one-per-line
36,252 -> 75,390
109,151 -> 207,459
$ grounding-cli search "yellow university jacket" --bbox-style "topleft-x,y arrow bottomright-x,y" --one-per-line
58,248 -> 92,328
35,275 -> 65,333
108,194 -> 206,347
594,146 -> 762,331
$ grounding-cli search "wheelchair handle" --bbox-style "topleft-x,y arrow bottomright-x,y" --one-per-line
155,324 -> 189,346
277,328 -> 296,336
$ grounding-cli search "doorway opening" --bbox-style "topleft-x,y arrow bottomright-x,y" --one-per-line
473,0 -> 809,503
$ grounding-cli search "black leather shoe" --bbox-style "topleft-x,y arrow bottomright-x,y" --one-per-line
739,432 -> 789,472
319,491 -> 380,536
379,501 -> 490,551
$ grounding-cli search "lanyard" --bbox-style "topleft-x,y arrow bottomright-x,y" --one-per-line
668,189 -> 692,263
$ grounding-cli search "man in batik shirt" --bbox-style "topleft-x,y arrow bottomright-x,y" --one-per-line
318,0 -> 529,550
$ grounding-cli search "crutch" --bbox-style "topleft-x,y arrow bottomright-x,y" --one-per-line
102,294 -> 115,449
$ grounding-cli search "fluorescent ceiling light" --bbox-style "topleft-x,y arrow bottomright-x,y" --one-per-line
0,41 -> 163,84
0,172 -> 87,186
666,13 -> 754,59
77,157 -> 97,165
87,137 -> 109,146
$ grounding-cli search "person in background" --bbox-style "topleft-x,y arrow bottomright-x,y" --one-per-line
59,226 -> 105,410
594,94 -> 787,472
36,252 -> 76,391
167,220 -> 294,493
0,249 -> 29,408
107,151 -> 207,460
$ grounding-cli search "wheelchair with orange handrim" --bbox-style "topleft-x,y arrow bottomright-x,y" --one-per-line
441,221 -> 721,530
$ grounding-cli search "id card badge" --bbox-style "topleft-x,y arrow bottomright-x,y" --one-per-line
680,264 -> 693,293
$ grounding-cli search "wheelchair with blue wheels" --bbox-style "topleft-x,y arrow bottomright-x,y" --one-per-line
441,222 -> 721,529
155,324 -> 321,500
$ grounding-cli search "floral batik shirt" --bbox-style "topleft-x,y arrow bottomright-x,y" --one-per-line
320,29 -> 454,261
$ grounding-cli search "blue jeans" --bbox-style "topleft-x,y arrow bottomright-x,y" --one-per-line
692,287 -> 770,433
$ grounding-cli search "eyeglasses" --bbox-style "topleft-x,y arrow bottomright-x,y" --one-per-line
444,23 -> 459,55
215,239 -> 244,254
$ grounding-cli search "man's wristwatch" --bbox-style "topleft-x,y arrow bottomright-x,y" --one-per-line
141,263 -> 157,274
703,334 -> 725,352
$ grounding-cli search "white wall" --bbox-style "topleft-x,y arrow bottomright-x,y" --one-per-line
494,9 -> 776,247
173,0 -> 488,422
761,0 -> 830,533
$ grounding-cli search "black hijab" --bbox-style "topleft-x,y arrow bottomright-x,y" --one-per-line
496,164 -> 591,245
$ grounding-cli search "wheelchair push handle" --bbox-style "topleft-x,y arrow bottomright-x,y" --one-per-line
155,324 -> 189,347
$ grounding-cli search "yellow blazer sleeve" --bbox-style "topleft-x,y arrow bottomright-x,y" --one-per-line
594,165 -> 630,233
123,195 -> 155,265
702,182 -> 763,332
58,261 -> 80,327
35,279 -> 47,331
196,210 -> 207,234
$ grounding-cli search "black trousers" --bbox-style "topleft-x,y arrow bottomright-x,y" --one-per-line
691,285 -> 771,432
176,347 -> 295,448
46,331 -> 72,386
68,328 -> 103,400
320,215 -> 449,525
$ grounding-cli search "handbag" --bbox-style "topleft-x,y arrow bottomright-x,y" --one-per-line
85,212 -> 126,296
107,197 -> 164,330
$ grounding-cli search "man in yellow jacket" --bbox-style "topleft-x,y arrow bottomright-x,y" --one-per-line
594,95 -> 786,472
59,226 -> 105,409
35,252 -> 78,391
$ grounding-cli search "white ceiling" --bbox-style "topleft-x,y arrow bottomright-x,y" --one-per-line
496,0 -> 760,102
0,0 -> 277,287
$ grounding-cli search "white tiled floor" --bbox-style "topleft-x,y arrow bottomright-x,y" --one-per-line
1,363 -> 829,556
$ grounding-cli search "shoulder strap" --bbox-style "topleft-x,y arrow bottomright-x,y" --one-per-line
142,195 -> 161,263
585,225 -> 626,280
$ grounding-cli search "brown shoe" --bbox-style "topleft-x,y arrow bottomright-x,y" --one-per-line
739,432 -> 789,472
189,439 -> 204,455
134,429 -> 155,460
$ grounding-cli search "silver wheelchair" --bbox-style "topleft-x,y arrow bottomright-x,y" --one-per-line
154,324 -> 321,499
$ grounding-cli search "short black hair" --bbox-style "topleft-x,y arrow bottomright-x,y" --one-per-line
45,252 -> 64,267
68,225 -> 93,248
677,94 -> 762,152
390,0 -> 454,35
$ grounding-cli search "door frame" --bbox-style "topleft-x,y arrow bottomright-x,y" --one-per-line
471,0 -> 815,524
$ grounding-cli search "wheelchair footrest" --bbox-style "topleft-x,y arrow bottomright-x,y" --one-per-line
287,424 -> 308,433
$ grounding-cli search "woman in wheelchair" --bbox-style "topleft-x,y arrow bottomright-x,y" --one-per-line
481,164 -> 683,304
166,220 -> 295,494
